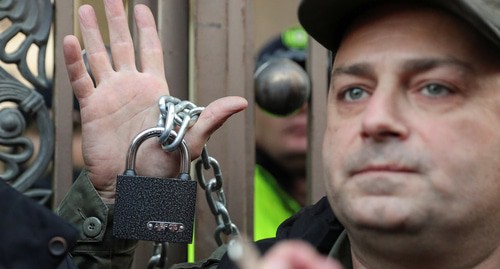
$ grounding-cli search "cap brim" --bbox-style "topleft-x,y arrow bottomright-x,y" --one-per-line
298,0 -> 500,52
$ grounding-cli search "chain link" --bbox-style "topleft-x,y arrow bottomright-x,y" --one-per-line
147,242 -> 168,269
196,148 -> 240,245
156,95 -> 240,246
157,96 -> 203,152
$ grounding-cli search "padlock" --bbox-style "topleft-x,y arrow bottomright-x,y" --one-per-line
113,127 -> 197,243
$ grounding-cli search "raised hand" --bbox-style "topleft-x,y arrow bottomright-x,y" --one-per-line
63,0 -> 247,203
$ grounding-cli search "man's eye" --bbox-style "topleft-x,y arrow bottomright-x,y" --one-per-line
421,84 -> 452,97
341,87 -> 369,101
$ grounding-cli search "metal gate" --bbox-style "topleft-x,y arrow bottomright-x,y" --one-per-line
0,0 -> 328,267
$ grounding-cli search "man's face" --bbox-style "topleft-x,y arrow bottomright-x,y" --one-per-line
323,3 -> 500,238
255,104 -> 308,172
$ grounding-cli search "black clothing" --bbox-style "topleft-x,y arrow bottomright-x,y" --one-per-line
0,180 -> 78,269
217,196 -> 344,268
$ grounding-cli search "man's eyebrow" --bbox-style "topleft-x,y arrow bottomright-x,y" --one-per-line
331,57 -> 473,80
331,63 -> 375,78
401,57 -> 474,73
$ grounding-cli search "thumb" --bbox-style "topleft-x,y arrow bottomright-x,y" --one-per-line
185,96 -> 248,157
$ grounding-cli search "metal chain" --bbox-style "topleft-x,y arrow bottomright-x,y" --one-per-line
195,147 -> 240,246
157,96 -> 203,152
148,96 -> 240,268
147,242 -> 168,269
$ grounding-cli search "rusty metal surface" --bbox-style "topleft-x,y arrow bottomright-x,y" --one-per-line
306,39 -> 329,204
158,0 -> 188,100
190,0 -> 255,260
53,0 -> 75,207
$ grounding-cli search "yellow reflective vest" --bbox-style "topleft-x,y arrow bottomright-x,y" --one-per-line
253,164 -> 301,241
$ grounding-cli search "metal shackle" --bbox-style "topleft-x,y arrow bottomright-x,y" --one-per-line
123,127 -> 191,180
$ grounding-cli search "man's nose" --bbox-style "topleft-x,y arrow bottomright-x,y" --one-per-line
360,89 -> 409,142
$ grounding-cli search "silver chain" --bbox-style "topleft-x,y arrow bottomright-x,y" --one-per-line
147,242 -> 168,269
157,96 -> 204,152
149,96 -> 240,268
195,147 -> 240,246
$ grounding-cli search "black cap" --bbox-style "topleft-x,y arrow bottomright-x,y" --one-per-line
256,26 -> 308,69
298,0 -> 500,52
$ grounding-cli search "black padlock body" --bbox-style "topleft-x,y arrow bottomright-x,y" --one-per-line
113,175 -> 197,243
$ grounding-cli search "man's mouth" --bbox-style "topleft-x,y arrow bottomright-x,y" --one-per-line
351,164 -> 417,176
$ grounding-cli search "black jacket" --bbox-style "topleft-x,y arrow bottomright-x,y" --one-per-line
0,180 -> 78,269
218,196 -> 344,268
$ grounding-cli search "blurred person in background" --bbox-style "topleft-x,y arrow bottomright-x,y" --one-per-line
253,26 -> 310,241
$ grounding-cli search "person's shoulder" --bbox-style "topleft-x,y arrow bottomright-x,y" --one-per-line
217,197 -> 343,269
277,195 -> 337,234
276,196 -> 344,254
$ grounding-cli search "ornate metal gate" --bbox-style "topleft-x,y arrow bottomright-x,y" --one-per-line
0,0 -> 327,267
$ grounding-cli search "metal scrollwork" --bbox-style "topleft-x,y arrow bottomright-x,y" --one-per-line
0,0 -> 54,204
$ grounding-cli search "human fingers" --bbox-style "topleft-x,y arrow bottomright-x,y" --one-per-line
185,96 -> 248,158
227,237 -> 261,269
260,240 -> 343,269
134,4 -> 166,78
78,5 -> 114,84
103,0 -> 135,70
229,238 -> 343,269
63,35 -> 95,101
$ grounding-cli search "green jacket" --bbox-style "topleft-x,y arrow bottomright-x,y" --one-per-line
57,170 -> 137,268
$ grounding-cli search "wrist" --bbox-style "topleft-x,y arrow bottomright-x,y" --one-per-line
97,190 -> 116,204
